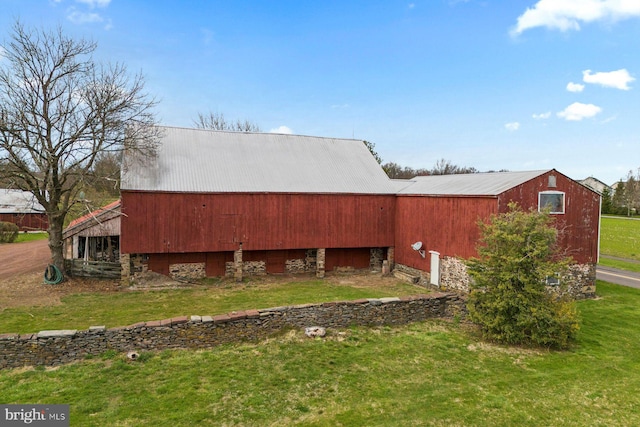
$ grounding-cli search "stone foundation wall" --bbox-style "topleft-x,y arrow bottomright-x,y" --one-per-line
396,257 -> 596,299
170,262 -> 206,281
370,248 -> 384,272
393,263 -> 430,287
559,263 -> 597,299
225,261 -> 267,277
439,257 -> 472,292
0,293 -> 466,369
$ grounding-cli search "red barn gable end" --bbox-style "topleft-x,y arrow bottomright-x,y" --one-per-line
394,170 -> 600,296
119,126 -> 599,297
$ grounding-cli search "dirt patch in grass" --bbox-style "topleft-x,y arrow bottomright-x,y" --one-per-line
0,269 -> 409,311
0,271 -> 121,311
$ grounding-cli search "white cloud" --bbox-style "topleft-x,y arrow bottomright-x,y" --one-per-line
583,69 -> 635,90
566,82 -> 585,92
511,0 -> 640,36
557,102 -> 602,121
67,10 -> 103,24
532,112 -> 551,120
269,126 -> 293,134
76,0 -> 111,8
505,122 -> 520,131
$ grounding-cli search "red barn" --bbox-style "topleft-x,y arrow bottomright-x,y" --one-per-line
394,170 -> 600,296
120,126 -> 398,281
0,189 -> 48,232
120,126 -> 600,296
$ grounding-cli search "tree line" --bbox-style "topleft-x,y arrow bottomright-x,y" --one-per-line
602,169 -> 640,216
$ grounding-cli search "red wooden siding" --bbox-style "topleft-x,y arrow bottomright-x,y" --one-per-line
121,192 -> 395,254
0,213 -> 48,232
394,196 -> 498,271
325,248 -> 371,270
395,170 -> 600,271
499,170 -> 600,264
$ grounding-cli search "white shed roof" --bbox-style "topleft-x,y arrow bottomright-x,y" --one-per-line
0,189 -> 45,214
121,126 -> 398,194
397,170 -> 551,196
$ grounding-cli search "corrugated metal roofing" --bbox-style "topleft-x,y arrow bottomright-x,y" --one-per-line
65,200 -> 120,231
121,126 -> 398,194
397,170 -> 551,196
0,189 -> 45,214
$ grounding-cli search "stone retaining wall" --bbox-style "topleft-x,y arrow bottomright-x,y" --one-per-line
0,293 -> 466,370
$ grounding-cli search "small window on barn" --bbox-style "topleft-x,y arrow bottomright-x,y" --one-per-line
539,191 -> 565,214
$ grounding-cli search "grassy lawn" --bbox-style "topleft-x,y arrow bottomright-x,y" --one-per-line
0,279 -> 424,334
1,281 -> 638,426
10,232 -> 48,243
598,256 -> 640,273
599,216 -> 640,261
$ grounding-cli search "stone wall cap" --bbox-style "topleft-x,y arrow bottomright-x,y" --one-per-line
201,316 -> 213,323
260,306 -> 288,312
37,330 -> 77,338
213,314 -> 231,324
228,311 -> 247,321
190,315 -> 202,323
145,320 -> 162,328
171,316 -> 189,325
88,326 -> 106,332
245,309 -> 260,319
0,333 -> 19,340
379,297 -> 401,304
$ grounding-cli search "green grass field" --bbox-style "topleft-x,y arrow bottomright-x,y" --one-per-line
13,232 -> 49,243
1,281 -> 639,426
0,279 -> 424,334
599,216 -> 640,261
598,216 -> 640,271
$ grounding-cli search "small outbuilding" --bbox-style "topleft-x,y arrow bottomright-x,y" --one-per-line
63,200 -> 121,262
0,189 -> 48,231
393,170 -> 600,296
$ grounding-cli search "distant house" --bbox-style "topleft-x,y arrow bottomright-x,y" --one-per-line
63,200 -> 121,262
0,189 -> 48,231
578,176 -> 612,195
118,126 -> 600,296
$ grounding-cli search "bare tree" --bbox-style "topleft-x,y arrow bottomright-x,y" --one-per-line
430,158 -> 478,175
194,111 -> 261,132
0,22 -> 159,274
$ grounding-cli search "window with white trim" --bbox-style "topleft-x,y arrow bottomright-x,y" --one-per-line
539,191 -> 565,214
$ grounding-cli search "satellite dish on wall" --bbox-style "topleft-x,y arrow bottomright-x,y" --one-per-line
411,241 -> 426,258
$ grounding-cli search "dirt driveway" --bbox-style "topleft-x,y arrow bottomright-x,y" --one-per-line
0,239 -> 51,280
0,239 -> 124,310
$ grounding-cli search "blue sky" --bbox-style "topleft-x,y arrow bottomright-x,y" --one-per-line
1,0 -> 639,184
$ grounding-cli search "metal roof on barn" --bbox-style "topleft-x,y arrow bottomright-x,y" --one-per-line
121,126 -> 398,194
0,189 -> 45,214
397,170 -> 551,196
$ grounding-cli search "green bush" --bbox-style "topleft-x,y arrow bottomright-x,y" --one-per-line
0,221 -> 20,243
466,203 -> 580,349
